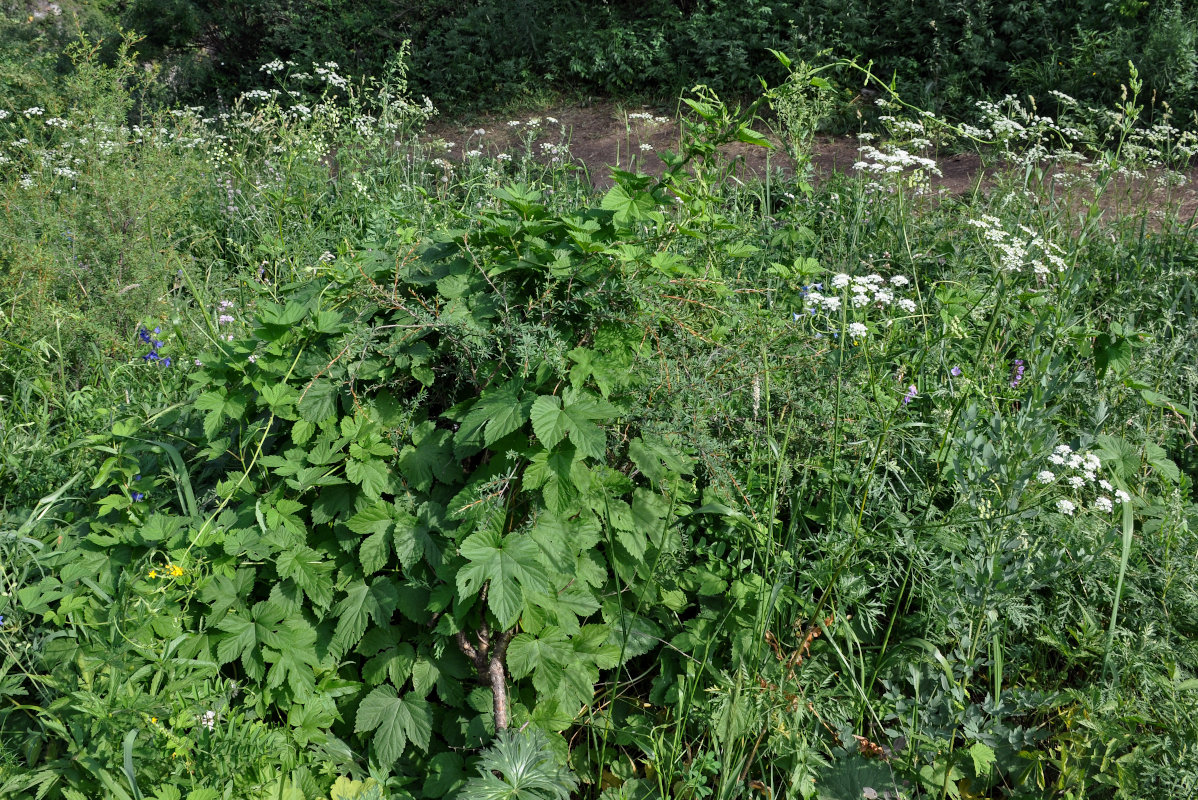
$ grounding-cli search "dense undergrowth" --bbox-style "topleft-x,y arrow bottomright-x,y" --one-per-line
3,27 -> 1198,800
7,0 -> 1198,121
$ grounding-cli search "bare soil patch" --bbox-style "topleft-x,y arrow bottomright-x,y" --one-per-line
424,100 -> 1198,224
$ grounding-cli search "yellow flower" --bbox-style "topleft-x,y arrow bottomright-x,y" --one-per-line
151,717 -> 158,724
148,570 -> 158,579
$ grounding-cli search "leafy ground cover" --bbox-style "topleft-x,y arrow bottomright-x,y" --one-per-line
3,33 -> 1198,800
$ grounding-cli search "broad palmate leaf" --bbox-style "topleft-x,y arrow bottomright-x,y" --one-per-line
457,531 -> 548,628
354,685 -> 433,765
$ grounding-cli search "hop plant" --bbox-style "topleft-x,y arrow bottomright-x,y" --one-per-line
461,729 -> 578,800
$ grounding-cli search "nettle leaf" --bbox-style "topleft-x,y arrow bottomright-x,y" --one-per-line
524,445 -> 591,514
348,501 -> 394,536
346,457 -> 391,499
529,389 -> 616,460
399,422 -> 460,491
354,686 -> 433,766
263,616 -> 319,698
457,531 -> 549,628
603,600 -> 662,663
362,640 -> 416,688
215,600 -> 286,682
299,379 -> 338,423
457,379 -> 534,453
331,578 -> 399,659
506,626 -> 572,680
360,530 -> 391,575
275,546 -> 334,609
629,437 -> 693,485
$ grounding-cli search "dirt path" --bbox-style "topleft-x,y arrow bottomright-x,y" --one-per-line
423,100 -> 1198,223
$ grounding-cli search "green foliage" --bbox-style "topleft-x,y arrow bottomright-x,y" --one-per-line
461,727 -> 577,800
26,0 -> 1193,118
6,31 -> 1198,800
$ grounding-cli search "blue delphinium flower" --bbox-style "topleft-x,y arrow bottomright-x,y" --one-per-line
138,326 -> 171,366
131,491 -> 145,502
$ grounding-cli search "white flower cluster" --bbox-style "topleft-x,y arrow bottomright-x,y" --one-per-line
967,214 -> 1067,276
798,272 -> 917,339
627,112 -> 670,124
852,145 -> 941,177
1039,444 -> 1130,515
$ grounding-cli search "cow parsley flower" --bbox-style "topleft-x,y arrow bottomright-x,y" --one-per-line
1094,496 -> 1113,513
1037,470 -> 1055,484
848,322 -> 868,338
1057,499 -> 1076,515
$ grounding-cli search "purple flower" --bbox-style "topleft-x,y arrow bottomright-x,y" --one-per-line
131,491 -> 145,502
1010,359 -> 1026,388
902,384 -> 918,405
950,366 -> 962,377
